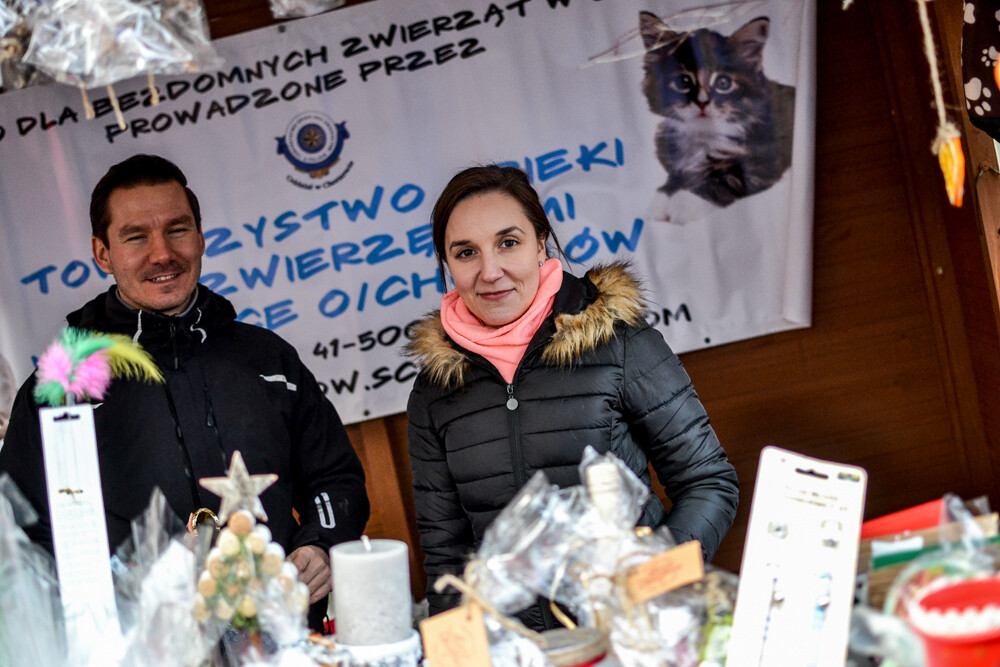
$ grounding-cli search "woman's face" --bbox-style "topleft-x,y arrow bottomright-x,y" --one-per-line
444,191 -> 547,327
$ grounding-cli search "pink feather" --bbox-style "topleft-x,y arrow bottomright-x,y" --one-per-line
69,351 -> 112,401
36,344 -> 73,392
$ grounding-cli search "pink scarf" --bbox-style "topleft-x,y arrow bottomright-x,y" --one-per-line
440,258 -> 564,383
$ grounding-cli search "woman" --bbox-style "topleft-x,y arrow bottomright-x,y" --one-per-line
406,165 -> 739,630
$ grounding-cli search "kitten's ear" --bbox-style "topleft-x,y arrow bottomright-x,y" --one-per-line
639,11 -> 680,52
729,17 -> 770,70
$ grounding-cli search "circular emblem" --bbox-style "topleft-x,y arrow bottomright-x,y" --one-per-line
283,112 -> 339,166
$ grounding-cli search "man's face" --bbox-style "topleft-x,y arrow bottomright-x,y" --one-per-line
92,181 -> 205,315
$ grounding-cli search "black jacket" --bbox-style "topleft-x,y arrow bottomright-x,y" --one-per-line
406,264 -> 739,627
0,285 -> 369,562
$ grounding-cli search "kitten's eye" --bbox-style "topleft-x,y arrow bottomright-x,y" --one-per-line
670,74 -> 694,93
713,75 -> 735,94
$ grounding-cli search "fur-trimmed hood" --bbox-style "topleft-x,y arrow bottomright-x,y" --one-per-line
406,262 -> 646,388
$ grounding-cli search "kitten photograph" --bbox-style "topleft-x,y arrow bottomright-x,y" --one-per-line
639,11 -> 795,221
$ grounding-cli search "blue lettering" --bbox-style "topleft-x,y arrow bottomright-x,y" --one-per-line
412,269 -> 445,299
21,265 -> 58,294
390,184 -> 424,213
91,259 -> 108,279
318,289 -> 349,318
535,149 -> 571,181
341,186 -> 383,222
237,300 -> 297,330
330,242 -> 363,271
565,226 -> 599,264
264,299 -> 297,330
236,307 -> 261,324
303,201 -> 339,231
295,247 -> 329,280
577,141 -> 619,171
375,275 -> 408,306
602,219 -> 643,254
61,260 -> 89,288
274,211 -> 301,242
407,224 -> 434,257
239,255 -> 280,289
242,217 -> 267,249
200,272 -> 238,296
363,234 -> 405,264
544,193 -> 576,222
206,226 -> 244,255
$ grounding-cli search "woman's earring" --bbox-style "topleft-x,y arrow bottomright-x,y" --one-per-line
539,260 -> 544,266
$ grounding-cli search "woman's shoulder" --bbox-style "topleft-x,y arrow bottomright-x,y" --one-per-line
404,311 -> 467,389
544,261 -> 648,364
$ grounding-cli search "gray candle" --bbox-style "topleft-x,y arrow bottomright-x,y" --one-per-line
330,537 -> 411,645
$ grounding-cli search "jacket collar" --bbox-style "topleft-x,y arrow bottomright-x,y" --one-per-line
407,262 -> 646,388
66,285 -> 237,348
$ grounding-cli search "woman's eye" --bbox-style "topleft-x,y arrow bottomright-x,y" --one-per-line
500,238 -> 518,249
454,248 -> 474,259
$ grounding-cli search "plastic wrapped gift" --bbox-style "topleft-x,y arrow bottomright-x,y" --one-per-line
0,474 -> 66,666
434,447 -> 736,667
1,0 -> 53,90
269,0 -> 344,19
22,0 -> 220,122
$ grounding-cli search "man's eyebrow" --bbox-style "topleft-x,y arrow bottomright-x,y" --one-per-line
115,215 -> 194,238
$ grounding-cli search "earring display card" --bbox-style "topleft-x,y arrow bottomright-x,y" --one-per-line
725,446 -> 868,667
39,405 -> 123,666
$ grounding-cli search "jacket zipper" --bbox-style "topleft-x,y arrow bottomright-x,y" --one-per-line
163,383 -> 201,507
169,323 -> 179,370
203,383 -> 227,466
506,382 -> 527,489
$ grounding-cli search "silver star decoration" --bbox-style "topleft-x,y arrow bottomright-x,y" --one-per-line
198,450 -> 278,524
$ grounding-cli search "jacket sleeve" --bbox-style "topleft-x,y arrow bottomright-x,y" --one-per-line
406,377 -> 474,615
286,354 -> 369,553
620,323 -> 739,562
0,376 -> 55,554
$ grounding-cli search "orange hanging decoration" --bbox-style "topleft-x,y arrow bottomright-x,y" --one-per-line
934,126 -> 965,208
914,0 -> 966,208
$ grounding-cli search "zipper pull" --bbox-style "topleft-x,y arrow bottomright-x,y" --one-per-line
506,383 -> 518,411
204,385 -> 217,427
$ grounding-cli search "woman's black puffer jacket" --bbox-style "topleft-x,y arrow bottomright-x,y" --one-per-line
406,263 -> 739,630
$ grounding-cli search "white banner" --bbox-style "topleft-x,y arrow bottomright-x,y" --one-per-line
0,0 -> 815,425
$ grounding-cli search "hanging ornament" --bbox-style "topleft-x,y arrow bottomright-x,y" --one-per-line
916,0 -> 965,208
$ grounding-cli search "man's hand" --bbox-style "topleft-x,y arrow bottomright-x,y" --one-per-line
288,544 -> 331,605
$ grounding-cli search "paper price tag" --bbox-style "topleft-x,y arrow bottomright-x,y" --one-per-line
626,539 -> 704,603
38,405 -> 124,666
420,602 -> 492,667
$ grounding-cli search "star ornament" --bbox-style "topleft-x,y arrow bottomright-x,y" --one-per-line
199,451 -> 278,524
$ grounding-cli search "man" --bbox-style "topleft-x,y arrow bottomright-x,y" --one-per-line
0,154 -> 370,631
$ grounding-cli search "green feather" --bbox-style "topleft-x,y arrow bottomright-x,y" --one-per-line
34,381 -> 66,407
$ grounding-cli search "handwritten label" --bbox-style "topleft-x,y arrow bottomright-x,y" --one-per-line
626,539 -> 704,603
420,602 -> 491,667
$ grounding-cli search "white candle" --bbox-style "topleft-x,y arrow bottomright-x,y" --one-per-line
331,537 -> 412,646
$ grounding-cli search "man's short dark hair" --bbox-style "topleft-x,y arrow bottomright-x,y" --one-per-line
89,154 -> 202,244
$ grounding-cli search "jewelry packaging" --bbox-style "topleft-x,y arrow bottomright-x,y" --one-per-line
725,446 -> 867,667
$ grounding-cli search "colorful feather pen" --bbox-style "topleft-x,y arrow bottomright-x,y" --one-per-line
33,327 -> 163,407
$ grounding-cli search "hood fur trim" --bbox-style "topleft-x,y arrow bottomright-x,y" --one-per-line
406,262 -> 645,389
542,262 -> 645,366
405,315 -> 467,388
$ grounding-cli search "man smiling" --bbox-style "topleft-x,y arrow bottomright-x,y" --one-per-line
0,154 -> 369,632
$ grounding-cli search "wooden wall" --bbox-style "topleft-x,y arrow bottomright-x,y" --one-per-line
203,0 -> 1000,594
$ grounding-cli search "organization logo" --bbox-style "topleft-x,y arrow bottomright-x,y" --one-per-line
275,111 -> 353,190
